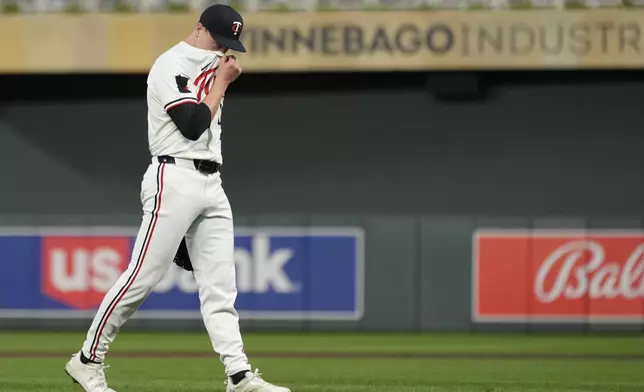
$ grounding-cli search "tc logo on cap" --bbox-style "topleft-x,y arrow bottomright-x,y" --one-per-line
232,21 -> 242,36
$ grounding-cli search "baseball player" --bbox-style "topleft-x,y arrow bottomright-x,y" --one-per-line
64,5 -> 291,392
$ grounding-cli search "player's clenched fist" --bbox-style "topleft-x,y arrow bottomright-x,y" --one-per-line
216,55 -> 242,85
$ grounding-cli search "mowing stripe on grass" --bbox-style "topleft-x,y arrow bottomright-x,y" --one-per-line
0,352 -> 643,360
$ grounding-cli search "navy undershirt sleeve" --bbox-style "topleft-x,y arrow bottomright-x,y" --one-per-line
167,102 -> 212,141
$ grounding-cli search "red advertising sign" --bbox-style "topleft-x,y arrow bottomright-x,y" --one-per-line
42,236 -> 130,309
473,230 -> 644,322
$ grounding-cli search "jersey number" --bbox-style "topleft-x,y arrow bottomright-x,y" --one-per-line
216,102 -> 223,126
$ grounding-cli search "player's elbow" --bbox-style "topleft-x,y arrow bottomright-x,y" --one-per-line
181,126 -> 202,141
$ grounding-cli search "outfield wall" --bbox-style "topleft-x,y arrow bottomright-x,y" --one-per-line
2,73 -> 644,333
0,215 -> 642,333
3,79 -> 644,218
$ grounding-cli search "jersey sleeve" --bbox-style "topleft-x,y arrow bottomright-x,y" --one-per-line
149,60 -> 198,113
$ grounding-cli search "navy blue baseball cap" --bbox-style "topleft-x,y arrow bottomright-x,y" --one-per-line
199,4 -> 246,53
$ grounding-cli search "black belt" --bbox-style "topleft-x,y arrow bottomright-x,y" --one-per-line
158,156 -> 220,175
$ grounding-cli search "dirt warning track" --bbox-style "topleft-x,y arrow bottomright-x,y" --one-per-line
1,352 -> 643,361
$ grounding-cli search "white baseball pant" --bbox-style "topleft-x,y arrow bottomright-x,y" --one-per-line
80,157 -> 250,376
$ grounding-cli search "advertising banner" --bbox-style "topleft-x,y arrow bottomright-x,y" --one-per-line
0,226 -> 364,320
0,10 -> 643,73
473,230 -> 644,323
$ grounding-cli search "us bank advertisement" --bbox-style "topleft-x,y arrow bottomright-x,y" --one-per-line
0,227 -> 365,321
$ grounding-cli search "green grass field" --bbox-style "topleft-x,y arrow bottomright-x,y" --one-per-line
0,332 -> 643,392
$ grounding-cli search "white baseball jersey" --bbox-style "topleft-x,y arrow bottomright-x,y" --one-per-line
146,41 -> 225,163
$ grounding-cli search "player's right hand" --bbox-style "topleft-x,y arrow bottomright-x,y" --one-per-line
216,55 -> 242,85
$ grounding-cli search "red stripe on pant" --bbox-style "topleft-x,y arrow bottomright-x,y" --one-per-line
89,163 -> 166,361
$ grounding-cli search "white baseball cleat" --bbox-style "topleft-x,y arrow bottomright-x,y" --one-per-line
225,369 -> 291,392
64,352 -> 116,392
